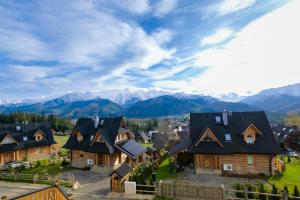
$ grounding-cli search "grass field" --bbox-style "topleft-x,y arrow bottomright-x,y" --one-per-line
54,135 -> 69,147
268,157 -> 300,191
140,142 -> 153,147
156,157 -> 176,181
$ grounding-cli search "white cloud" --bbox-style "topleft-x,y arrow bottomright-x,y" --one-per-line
217,0 -> 256,15
154,1 -> 300,96
201,28 -> 233,45
110,0 -> 150,14
154,0 -> 177,17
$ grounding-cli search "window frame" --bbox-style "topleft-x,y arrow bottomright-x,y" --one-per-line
247,155 -> 254,165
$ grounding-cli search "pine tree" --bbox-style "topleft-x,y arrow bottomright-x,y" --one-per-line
270,184 -> 279,200
294,185 -> 299,198
259,184 -> 266,200
247,185 -> 254,199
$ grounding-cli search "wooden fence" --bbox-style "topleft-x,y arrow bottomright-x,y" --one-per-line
0,172 -> 50,184
158,180 -> 224,200
157,180 -> 300,200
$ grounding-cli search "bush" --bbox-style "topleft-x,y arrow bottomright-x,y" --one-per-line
293,185 -> 299,198
234,183 -> 244,198
61,159 -> 69,167
35,160 -> 41,168
247,185 -> 254,199
259,184 -> 266,200
287,156 -> 291,163
40,159 -> 49,167
270,184 -> 279,200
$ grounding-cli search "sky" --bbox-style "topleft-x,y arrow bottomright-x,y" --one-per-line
0,0 -> 299,101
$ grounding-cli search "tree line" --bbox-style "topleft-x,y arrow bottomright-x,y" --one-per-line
0,112 -> 73,132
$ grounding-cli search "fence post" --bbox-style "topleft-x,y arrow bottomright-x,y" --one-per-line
282,190 -> 288,200
244,188 -> 248,200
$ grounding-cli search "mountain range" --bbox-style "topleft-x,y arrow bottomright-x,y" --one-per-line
0,83 -> 299,118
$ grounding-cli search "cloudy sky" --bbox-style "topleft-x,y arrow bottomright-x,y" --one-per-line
0,0 -> 299,100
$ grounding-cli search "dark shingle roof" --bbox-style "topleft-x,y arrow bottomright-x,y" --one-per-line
63,117 -> 146,155
109,163 -> 132,178
115,139 -> 147,159
152,132 -> 166,151
0,122 -> 55,153
189,111 -> 282,155
169,138 -> 192,155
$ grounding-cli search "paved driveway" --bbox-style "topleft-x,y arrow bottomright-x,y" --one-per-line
177,167 -> 268,190
61,168 -> 111,196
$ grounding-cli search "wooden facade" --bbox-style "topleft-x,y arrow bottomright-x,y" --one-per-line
0,145 -> 53,164
71,150 -> 144,169
2,185 -> 70,200
194,154 -> 274,175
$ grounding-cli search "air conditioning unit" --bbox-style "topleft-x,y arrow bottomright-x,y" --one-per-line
223,164 -> 233,171
87,159 -> 94,165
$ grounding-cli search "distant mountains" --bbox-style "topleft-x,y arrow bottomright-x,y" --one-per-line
0,94 -> 257,118
242,83 -> 300,113
0,83 -> 299,118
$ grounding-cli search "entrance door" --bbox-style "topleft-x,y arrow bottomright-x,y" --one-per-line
204,156 -> 210,168
98,154 -> 105,166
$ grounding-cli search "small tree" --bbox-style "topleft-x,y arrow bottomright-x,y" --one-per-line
293,185 -> 299,198
270,184 -> 279,200
259,184 -> 266,200
235,183 -> 244,198
247,185 -> 254,199
287,156 -> 291,163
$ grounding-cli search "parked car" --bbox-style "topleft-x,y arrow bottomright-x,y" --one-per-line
288,151 -> 298,157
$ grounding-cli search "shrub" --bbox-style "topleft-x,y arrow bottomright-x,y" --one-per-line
35,160 -> 41,168
259,184 -> 266,200
247,185 -> 254,199
287,156 -> 291,163
61,159 -> 69,167
40,159 -> 49,167
283,186 -> 289,196
234,183 -> 244,198
270,184 -> 279,200
293,186 -> 299,198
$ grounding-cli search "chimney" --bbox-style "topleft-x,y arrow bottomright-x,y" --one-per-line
222,110 -> 228,126
94,116 -> 99,128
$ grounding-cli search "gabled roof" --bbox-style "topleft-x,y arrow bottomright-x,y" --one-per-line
169,138 -> 192,155
109,163 -> 132,178
0,123 -> 56,153
64,117 -> 137,154
152,132 -> 167,150
189,111 -> 282,155
115,139 -> 147,159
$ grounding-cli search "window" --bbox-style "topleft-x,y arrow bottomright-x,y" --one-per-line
23,136 -> 28,141
247,155 -> 254,165
90,135 -> 94,141
203,136 -> 212,141
215,116 -> 221,124
246,136 -> 254,144
225,134 -> 231,141
35,135 -> 42,141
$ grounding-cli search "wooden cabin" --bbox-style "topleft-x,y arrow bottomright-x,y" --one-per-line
63,117 -> 147,169
109,163 -> 132,193
169,111 -> 283,175
0,122 -> 56,165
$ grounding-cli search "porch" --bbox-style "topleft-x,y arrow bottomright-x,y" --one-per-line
0,150 -> 20,164
194,154 -> 222,174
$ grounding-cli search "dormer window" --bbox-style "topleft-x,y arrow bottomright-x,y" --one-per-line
246,136 -> 254,144
77,133 -> 83,142
23,136 -> 28,141
33,131 -> 44,142
241,124 -> 262,144
36,135 -> 42,141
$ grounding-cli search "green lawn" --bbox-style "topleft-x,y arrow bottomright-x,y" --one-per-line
268,157 -> 300,191
54,135 -> 69,147
54,135 -> 69,157
156,157 -> 176,181
141,142 -> 153,147
22,164 -> 74,176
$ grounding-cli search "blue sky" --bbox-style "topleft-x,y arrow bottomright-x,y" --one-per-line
0,0 -> 299,101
